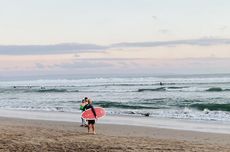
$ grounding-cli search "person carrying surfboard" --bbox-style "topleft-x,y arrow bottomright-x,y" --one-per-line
82,98 -> 97,134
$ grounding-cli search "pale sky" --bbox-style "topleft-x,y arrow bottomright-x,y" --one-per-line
0,0 -> 230,79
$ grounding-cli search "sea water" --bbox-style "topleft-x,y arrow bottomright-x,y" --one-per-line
0,74 -> 230,123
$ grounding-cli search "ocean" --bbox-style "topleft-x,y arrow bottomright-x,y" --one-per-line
1,74 -> 230,122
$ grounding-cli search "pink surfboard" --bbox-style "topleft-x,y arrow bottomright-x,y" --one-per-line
81,107 -> 106,120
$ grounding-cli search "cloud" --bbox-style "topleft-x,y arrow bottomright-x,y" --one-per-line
1,57 -> 230,78
35,63 -> 45,69
1,38 -> 230,55
111,38 -> 230,48
52,57 -> 230,75
0,43 -> 107,55
158,29 -> 171,34
152,16 -> 158,20
55,60 -> 114,69
219,26 -> 228,31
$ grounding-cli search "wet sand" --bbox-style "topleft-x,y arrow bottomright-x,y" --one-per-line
0,117 -> 230,152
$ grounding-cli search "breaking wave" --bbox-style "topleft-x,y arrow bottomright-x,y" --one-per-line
206,87 -> 230,92
137,87 -> 166,92
190,103 -> 230,112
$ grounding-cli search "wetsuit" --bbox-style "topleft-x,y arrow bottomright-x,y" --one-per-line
83,104 -> 97,124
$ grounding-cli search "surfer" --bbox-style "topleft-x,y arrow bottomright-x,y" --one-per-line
83,99 -> 97,134
80,97 -> 88,127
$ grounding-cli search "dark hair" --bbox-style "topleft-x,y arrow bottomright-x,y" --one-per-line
84,97 -> 88,100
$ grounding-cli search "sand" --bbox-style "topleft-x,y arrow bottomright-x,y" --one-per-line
0,117 -> 230,152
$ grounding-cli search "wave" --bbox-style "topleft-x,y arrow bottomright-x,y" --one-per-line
37,88 -> 68,92
190,103 -> 230,112
94,101 -> 162,109
137,86 -> 188,92
136,87 -> 230,92
205,87 -> 230,92
167,86 -> 188,89
27,88 -> 79,93
137,87 -> 166,92
206,87 -> 223,92
82,81 -> 230,88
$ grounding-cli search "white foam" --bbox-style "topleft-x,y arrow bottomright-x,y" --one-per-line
0,109 -> 229,134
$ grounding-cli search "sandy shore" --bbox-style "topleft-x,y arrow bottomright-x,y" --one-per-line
0,117 -> 230,152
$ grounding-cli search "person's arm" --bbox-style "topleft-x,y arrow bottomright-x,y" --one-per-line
80,104 -> 84,110
90,105 -> 97,118
82,104 -> 87,111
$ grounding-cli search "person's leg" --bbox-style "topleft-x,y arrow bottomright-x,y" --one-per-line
83,119 -> 87,127
88,124 -> 91,133
92,124 -> 96,134
81,118 -> 84,126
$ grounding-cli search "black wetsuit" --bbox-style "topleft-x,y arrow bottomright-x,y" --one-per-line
83,104 -> 97,124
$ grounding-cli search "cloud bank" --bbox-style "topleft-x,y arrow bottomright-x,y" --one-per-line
111,38 -> 230,48
0,43 -> 106,55
1,38 -> 230,55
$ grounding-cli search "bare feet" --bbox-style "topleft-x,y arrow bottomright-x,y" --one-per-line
87,132 -> 96,135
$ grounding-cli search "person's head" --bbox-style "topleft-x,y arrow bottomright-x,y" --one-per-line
88,99 -> 93,104
84,97 -> 89,104
81,99 -> 85,103
82,97 -> 88,103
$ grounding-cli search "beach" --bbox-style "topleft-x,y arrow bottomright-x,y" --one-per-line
0,116 -> 230,152
1,76 -> 230,151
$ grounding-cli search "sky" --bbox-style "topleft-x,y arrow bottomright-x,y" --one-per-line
0,0 -> 230,79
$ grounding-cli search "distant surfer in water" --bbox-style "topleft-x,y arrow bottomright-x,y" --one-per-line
83,98 -> 97,134
80,97 -> 88,127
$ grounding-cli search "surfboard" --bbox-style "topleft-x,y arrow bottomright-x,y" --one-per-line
81,107 -> 106,120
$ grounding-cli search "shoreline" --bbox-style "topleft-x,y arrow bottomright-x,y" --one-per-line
0,116 -> 230,151
0,109 -> 230,134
